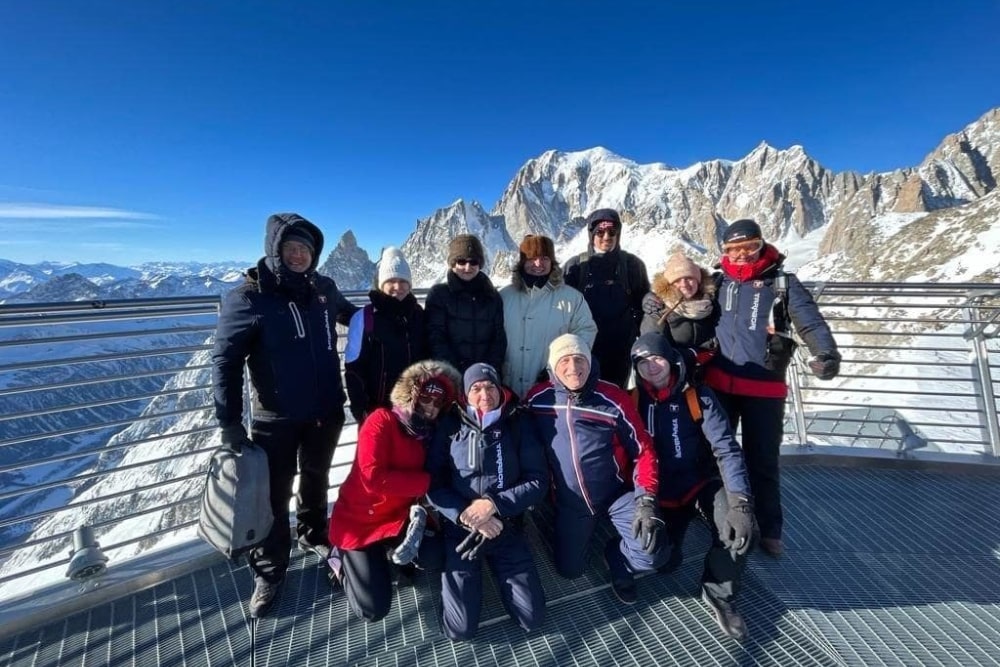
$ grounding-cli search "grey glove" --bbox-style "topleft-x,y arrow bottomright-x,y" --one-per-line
808,351 -> 841,380
631,495 -> 665,554
641,292 -> 665,316
721,493 -> 756,556
220,424 -> 251,452
390,505 -> 427,565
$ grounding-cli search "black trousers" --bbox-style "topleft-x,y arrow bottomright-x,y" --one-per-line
247,410 -> 345,583
341,533 -> 444,622
714,392 -> 785,540
661,480 -> 749,603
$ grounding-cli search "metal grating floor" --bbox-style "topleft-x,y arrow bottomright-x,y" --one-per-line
2,464 -> 999,666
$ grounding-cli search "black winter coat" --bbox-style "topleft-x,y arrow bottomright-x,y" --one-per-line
344,290 -> 428,422
425,271 -> 506,373
564,248 -> 650,386
212,214 -> 358,427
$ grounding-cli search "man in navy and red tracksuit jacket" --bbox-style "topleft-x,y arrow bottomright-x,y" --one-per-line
630,332 -> 756,640
525,333 -> 665,605
704,219 -> 840,558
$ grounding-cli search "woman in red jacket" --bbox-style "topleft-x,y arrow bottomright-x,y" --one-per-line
328,359 -> 461,622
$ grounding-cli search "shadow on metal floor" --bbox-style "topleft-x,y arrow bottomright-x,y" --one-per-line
2,464 -> 1000,666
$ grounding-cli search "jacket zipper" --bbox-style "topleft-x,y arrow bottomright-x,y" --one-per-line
566,395 -> 595,515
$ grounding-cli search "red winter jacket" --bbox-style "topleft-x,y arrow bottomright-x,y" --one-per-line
328,407 -> 432,551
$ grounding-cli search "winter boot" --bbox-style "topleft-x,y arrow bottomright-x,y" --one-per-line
249,578 -> 283,619
701,589 -> 748,641
603,539 -> 637,605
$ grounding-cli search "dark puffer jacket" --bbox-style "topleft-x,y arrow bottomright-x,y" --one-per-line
344,289 -> 428,422
564,248 -> 650,386
426,389 -> 547,525
630,333 -> 751,506
425,270 -> 506,373
212,213 -> 358,426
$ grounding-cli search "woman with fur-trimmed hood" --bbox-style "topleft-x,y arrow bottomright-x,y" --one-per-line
499,235 -> 597,398
328,359 -> 461,622
640,250 -> 720,360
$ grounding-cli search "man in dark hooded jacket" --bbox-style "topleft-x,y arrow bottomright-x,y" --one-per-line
212,212 -> 358,618
630,332 -> 756,641
564,208 -> 650,387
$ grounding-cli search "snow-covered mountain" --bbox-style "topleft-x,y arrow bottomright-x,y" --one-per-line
400,107 -> 1000,287
317,230 -> 377,291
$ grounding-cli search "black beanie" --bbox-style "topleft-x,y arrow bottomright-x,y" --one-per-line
282,228 -> 317,254
585,208 -> 622,237
723,219 -> 763,244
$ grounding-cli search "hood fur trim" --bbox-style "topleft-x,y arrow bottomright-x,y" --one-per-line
650,266 -> 715,307
389,359 -> 462,411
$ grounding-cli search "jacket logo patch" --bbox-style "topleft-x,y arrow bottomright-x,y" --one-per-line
318,295 -> 328,304
752,280 -> 764,288
669,404 -> 679,413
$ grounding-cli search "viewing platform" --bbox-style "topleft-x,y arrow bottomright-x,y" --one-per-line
0,284 -> 998,666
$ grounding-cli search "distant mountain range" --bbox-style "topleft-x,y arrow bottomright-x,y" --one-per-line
2,107 -> 998,305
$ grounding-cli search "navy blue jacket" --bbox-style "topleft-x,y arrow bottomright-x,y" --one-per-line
427,392 -> 547,525
525,364 -> 658,515
708,247 -> 837,397
212,214 -> 358,426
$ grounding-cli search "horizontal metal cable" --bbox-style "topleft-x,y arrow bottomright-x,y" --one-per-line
0,343 -> 212,373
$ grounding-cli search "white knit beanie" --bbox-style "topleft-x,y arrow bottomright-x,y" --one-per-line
377,247 -> 412,287
548,333 -> 591,370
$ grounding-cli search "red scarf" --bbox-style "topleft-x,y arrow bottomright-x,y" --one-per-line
720,244 -> 781,282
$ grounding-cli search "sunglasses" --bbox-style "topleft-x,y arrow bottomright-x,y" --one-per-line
418,394 -> 446,408
594,229 -> 617,239
723,239 -> 764,256
453,258 -> 480,268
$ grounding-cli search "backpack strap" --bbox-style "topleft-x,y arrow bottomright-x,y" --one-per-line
684,386 -> 703,424
364,303 -> 374,335
576,252 -> 591,288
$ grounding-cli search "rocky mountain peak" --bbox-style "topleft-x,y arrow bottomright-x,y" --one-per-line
317,230 -> 375,291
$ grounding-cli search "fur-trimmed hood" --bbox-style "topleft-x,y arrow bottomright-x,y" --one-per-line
389,359 -> 462,412
650,266 -> 715,307
508,263 -> 565,292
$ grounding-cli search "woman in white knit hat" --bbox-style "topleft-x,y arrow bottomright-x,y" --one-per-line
640,250 -> 719,364
344,247 -> 429,424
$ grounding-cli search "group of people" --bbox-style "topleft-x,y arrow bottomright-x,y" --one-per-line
211,209 -> 840,643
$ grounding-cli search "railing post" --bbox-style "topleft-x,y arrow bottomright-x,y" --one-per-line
787,358 -> 810,447
964,303 -> 1000,458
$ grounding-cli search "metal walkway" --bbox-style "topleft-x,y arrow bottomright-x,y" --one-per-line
3,463 -> 999,667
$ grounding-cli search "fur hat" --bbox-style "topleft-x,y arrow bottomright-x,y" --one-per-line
282,228 -> 316,254
723,219 -> 763,244
447,234 -> 486,268
520,235 -> 556,264
389,359 -> 462,411
376,247 -> 411,287
548,333 -> 591,370
585,208 -> 622,237
463,362 -> 501,394
662,251 -> 701,284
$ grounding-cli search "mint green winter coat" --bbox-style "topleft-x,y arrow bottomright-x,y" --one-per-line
499,265 -> 597,399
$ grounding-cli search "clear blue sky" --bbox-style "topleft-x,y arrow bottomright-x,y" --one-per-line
1,0 -> 997,265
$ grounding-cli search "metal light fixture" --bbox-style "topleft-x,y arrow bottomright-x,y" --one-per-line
66,525 -> 109,581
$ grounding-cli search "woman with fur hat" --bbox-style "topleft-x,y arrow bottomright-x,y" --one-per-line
345,247 -> 428,424
499,234 -> 597,398
426,234 -> 506,373
640,250 -> 720,360
327,359 -> 461,623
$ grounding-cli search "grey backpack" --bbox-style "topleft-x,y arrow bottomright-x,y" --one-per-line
197,443 -> 273,560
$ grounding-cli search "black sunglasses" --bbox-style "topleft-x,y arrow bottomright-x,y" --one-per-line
453,258 -> 480,267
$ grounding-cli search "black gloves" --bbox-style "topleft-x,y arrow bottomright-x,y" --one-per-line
454,530 -> 487,561
220,424 -> 251,452
808,351 -> 841,380
721,494 -> 756,556
631,495 -> 665,554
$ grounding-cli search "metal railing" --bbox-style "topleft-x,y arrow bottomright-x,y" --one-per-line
0,283 -> 997,608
